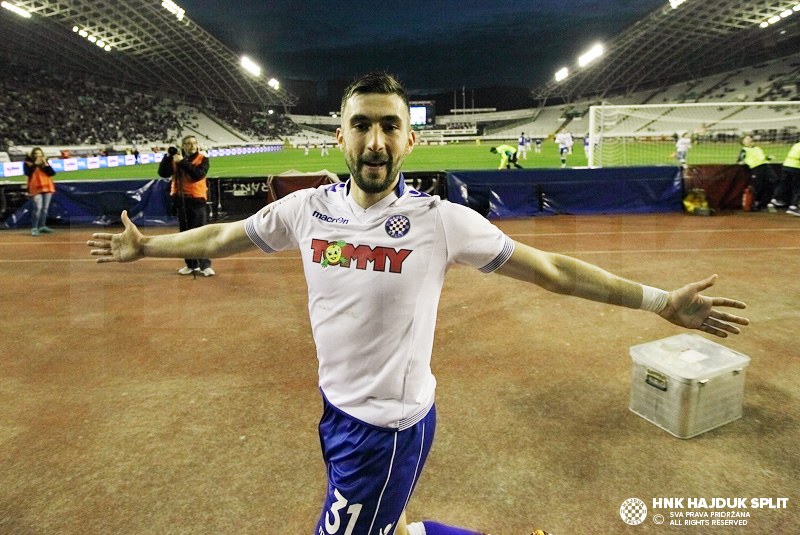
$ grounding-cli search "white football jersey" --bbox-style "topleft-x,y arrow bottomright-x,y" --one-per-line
245,179 -> 514,428
555,133 -> 573,148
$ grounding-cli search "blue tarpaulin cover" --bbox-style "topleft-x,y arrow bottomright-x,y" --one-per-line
2,179 -> 175,228
446,167 -> 684,218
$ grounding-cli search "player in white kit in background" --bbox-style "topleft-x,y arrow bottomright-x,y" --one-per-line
675,132 -> 692,166
88,73 -> 750,535
554,131 -> 573,168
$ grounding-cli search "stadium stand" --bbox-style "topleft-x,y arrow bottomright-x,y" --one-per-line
531,1 -> 800,105
1,1 -> 797,158
0,58 -> 301,156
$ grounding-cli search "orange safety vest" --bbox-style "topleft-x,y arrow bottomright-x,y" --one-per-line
169,152 -> 208,199
27,166 -> 56,196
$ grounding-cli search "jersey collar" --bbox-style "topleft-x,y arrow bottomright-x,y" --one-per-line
344,173 -> 406,222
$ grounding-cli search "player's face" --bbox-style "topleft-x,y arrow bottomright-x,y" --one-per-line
743,136 -> 754,147
337,93 -> 416,195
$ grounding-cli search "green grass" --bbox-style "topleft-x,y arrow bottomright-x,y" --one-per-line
3,143 -> 589,183
5,140 -> 792,183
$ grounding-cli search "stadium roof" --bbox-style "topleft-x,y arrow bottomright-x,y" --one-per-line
532,0 -> 800,103
0,0 -> 297,110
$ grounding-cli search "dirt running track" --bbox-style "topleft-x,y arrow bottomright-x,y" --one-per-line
1,211 -> 798,535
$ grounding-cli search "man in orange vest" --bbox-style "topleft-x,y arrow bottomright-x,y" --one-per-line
158,135 -> 214,276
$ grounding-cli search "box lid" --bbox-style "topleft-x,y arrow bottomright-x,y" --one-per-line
630,333 -> 750,382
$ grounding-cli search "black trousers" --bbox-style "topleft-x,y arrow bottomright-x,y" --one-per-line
750,164 -> 784,207
784,166 -> 800,207
172,195 -> 211,270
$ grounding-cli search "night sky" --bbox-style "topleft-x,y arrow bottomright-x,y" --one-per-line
179,0 -> 666,110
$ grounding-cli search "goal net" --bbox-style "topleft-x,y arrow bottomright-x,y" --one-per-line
587,101 -> 800,167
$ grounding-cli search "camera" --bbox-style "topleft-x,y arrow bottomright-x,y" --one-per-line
168,146 -> 178,156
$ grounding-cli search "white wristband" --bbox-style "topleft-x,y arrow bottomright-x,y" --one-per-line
641,285 -> 669,313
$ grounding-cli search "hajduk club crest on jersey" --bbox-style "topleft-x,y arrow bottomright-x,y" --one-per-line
385,215 -> 410,238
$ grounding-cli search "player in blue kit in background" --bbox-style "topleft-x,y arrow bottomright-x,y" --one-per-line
88,73 -> 750,535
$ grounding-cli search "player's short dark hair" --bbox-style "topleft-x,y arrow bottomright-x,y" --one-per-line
340,72 -> 410,118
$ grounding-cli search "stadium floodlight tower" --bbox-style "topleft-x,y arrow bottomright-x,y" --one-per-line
0,0 -> 298,113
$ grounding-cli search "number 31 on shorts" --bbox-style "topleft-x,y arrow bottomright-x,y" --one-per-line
322,489 -> 362,535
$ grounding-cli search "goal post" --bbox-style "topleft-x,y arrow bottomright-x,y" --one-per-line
588,101 -> 800,168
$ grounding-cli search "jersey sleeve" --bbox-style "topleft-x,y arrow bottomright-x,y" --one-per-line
244,189 -> 312,253
437,200 -> 515,273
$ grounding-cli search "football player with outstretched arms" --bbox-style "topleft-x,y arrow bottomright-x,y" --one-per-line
88,72 -> 748,535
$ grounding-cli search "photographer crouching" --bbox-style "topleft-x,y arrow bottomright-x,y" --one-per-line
158,135 -> 214,276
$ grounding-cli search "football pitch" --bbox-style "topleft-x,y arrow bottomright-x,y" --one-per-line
5,140 -> 792,182
6,143 -> 581,182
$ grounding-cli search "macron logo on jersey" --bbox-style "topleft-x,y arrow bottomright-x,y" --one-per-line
311,238 -> 411,273
312,210 -> 349,225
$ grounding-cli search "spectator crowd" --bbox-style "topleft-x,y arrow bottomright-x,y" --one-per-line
0,61 -> 299,151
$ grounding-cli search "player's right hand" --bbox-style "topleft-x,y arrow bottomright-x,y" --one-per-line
87,210 -> 145,263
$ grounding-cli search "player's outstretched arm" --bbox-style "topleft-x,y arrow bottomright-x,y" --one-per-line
87,210 -> 255,263
495,241 -> 748,338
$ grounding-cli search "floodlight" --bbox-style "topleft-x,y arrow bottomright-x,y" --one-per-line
578,44 -> 603,67
79,29 -> 88,37
781,9 -> 792,17
72,26 -> 79,32
161,0 -> 185,21
2,1 -> 31,18
241,56 -> 261,76
555,67 -> 569,82
768,15 -> 781,23
669,0 -> 687,8
795,4 -> 800,12
88,35 -> 97,42
268,78 -> 280,90
760,21 -> 770,27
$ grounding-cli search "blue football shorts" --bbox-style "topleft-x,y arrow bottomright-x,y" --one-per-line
315,397 -> 436,535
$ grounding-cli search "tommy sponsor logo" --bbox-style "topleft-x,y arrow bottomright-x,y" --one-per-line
311,238 -> 412,273
313,210 -> 349,225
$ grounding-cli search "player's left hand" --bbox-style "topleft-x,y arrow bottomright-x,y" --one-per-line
658,274 -> 749,338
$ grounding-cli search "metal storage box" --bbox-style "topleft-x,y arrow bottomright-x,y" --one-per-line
629,333 -> 750,438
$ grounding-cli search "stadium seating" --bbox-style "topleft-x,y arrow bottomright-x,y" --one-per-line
2,50 -> 798,157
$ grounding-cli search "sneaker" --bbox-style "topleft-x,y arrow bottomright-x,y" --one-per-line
787,205 -> 800,217
39,226 -> 54,234
30,228 -> 39,236
201,267 -> 215,277
767,199 -> 787,212
178,266 -> 195,275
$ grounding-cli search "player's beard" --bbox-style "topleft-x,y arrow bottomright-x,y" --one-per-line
346,151 -> 407,194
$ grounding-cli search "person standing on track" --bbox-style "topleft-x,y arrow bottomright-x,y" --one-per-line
737,135 -> 787,212
781,139 -> 800,216
157,135 -> 214,276
89,72 -> 749,535
24,147 -> 56,236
